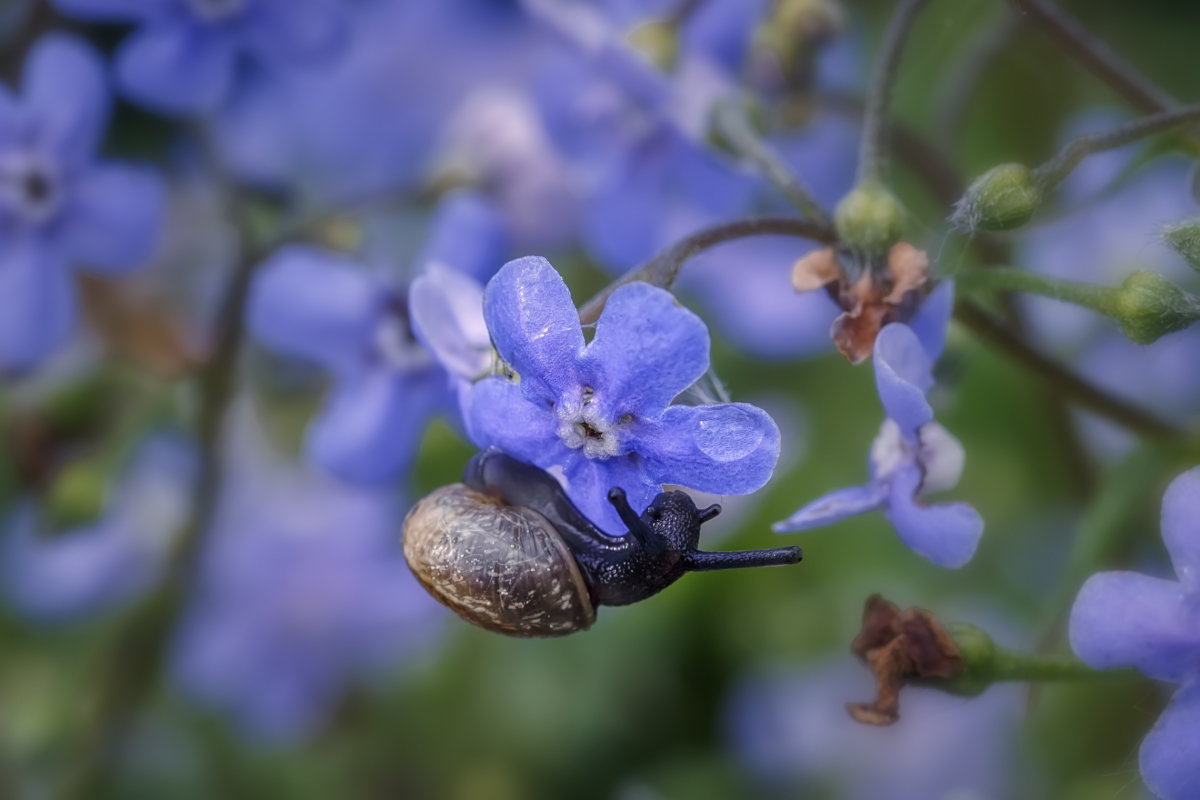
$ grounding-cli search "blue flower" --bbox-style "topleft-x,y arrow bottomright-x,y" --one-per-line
0,34 -> 164,372
1069,467 -> 1200,800
1,436 -> 195,622
773,283 -> 984,568
169,402 -> 444,742
466,256 -> 781,534
51,0 -> 347,116
246,192 -> 507,483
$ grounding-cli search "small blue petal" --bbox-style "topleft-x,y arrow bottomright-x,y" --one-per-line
23,34 -> 108,160
584,142 -> 668,270
0,236 -> 74,372
464,377 -> 564,465
908,280 -> 955,362
242,0 -> 347,64
579,282 -> 710,419
1069,571 -> 1200,682
116,24 -> 235,115
1140,681 -> 1200,800
62,163 -> 165,271
413,191 -> 509,283
636,403 -> 780,495
409,265 -> 490,382
561,453 -> 661,536
873,323 -> 934,435
772,483 -> 887,533
885,463 -> 982,568
307,369 -> 448,484
482,256 -> 584,403
1161,466 -> 1200,593
247,246 -> 381,376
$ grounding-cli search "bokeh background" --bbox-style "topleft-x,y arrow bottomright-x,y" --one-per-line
1,0 -> 1199,797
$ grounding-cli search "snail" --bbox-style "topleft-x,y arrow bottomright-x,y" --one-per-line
402,448 -> 802,637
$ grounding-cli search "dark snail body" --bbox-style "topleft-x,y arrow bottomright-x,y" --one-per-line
402,449 -> 802,637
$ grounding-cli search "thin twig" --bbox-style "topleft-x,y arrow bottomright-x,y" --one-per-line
858,0 -> 931,184
954,299 -> 1184,440
578,217 -> 837,324
1007,0 -> 1174,114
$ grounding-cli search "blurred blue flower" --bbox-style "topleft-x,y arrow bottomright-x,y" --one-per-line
0,34 -> 164,372
1070,466 -> 1200,800
1,436 -> 195,622
467,256 -> 781,533
170,402 -> 444,742
51,0 -> 347,116
774,283 -> 983,568
247,192 -> 506,483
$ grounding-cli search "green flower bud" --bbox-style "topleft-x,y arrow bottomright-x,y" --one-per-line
834,183 -> 905,256
1163,218 -> 1200,273
1113,271 -> 1200,345
627,20 -> 678,72
952,163 -> 1043,232
46,456 -> 109,530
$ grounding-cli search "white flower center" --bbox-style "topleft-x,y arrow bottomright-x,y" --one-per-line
869,418 -> 965,494
555,387 -> 622,459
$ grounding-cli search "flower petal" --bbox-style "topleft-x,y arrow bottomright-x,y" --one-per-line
482,256 -> 583,402
561,453 -> 661,536
580,282 -> 710,419
414,191 -> 508,283
1161,466 -> 1200,593
464,376 -> 563,465
115,24 -> 235,115
307,369 -> 448,484
61,162 -> 165,272
243,0 -> 347,63
23,34 -> 108,159
1069,571 -> 1200,682
885,463 -> 982,568
908,279 -> 955,362
772,483 -> 887,533
636,402 -> 780,495
409,265 -> 490,381
583,143 -> 667,270
247,246 -> 380,376
1140,681 -> 1200,800
873,322 -> 934,435
48,0 -> 150,20
0,235 -> 75,372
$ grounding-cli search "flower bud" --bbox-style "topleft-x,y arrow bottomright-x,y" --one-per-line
1163,218 -> 1200,273
1113,271 -> 1200,345
46,456 -> 109,530
627,19 -> 678,71
834,183 -> 905,257
951,163 -> 1043,231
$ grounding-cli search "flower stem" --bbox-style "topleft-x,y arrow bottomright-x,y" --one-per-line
710,100 -> 832,226
857,0 -> 931,185
953,298 -> 1185,440
957,267 -> 1120,316
1008,0 -> 1174,114
577,216 -> 836,324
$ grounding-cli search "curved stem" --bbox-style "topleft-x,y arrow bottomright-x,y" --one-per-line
1007,0 -> 1174,114
858,0 -> 931,184
956,266 -> 1121,316
577,216 -> 836,324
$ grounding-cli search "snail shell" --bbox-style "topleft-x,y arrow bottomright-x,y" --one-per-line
402,483 -> 595,637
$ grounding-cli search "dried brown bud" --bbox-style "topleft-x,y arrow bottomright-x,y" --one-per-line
846,594 -> 964,726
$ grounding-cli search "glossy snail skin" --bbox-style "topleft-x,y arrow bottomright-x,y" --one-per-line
402,449 -> 802,637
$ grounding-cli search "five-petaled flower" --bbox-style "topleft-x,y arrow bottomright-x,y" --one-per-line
773,282 -> 984,568
1069,466 -> 1200,800
0,34 -> 165,372
465,255 -> 781,534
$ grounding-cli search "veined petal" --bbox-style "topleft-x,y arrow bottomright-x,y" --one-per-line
62,162 -> 165,272
1161,466 -> 1200,593
23,34 -> 108,159
908,279 -> 955,362
247,246 -> 380,376
772,483 -> 887,533
580,282 -> 710,419
409,265 -> 490,381
1140,681 -> 1200,800
464,377 -> 563,465
482,256 -> 583,402
636,403 -> 780,495
414,190 -> 508,283
307,369 -> 447,484
1069,571 -> 1200,682
873,322 -> 934,436
0,235 -> 75,372
116,24 -> 235,115
885,463 -> 982,568
561,453 -> 660,536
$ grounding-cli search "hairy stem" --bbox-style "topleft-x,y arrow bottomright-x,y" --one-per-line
578,217 -> 837,324
956,267 -> 1120,316
858,0 -> 931,184
1007,0 -> 1174,114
